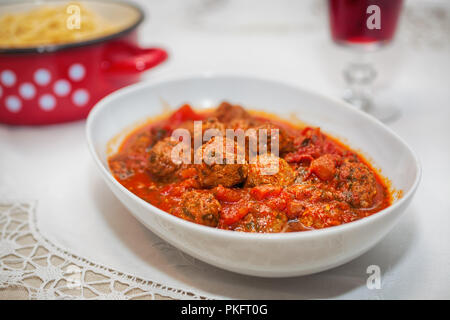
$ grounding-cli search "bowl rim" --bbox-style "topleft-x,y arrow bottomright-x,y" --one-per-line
0,0 -> 144,54
86,73 -> 422,241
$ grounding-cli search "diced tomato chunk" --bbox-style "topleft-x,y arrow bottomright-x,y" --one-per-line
250,185 -> 282,200
286,200 -> 305,219
160,183 -> 184,197
323,140 -> 342,155
284,153 -> 314,164
310,154 -> 336,181
168,104 -> 203,125
178,177 -> 200,189
265,197 -> 287,211
214,185 -> 242,202
179,167 -> 197,179
220,203 -> 249,225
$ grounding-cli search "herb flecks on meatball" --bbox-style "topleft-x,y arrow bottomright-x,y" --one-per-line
246,154 -> 296,187
177,190 -> 221,227
233,204 -> 288,233
148,137 -> 190,180
337,159 -> 378,208
194,137 -> 248,188
213,102 -> 251,123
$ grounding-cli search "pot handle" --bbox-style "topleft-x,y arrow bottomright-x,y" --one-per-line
104,44 -> 168,74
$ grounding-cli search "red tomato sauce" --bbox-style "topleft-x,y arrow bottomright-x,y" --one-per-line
108,103 -> 391,233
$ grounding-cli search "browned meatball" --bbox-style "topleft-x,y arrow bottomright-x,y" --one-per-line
285,184 -> 356,226
337,159 -> 378,208
249,122 -> 295,154
197,117 -> 226,144
148,137 -> 187,180
246,154 -> 296,187
287,183 -> 335,203
177,190 -> 221,227
149,126 -> 169,146
126,131 -> 153,154
298,200 -> 354,229
178,117 -> 226,146
227,117 -> 261,131
193,137 -> 248,188
213,102 -> 251,123
233,204 -> 288,233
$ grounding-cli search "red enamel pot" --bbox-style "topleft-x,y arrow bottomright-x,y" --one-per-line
0,0 -> 168,125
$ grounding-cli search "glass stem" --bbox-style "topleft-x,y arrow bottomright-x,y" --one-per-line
343,54 -> 377,112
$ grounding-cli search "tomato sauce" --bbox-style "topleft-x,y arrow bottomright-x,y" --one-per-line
108,103 -> 391,233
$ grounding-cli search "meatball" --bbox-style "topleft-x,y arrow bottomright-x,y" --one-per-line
148,137 -> 188,180
213,102 -> 251,123
177,190 -> 221,227
298,201 -> 355,229
287,183 -> 335,203
249,122 -> 295,154
246,154 -> 296,187
149,126 -> 169,146
285,184 -> 356,227
233,204 -> 288,233
227,117 -> 261,131
194,137 -> 248,188
337,159 -> 377,208
126,131 -> 153,154
197,117 -> 226,144
178,117 -> 226,146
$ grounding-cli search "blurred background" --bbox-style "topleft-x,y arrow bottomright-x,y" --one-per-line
132,0 -> 449,119
1,0 -> 449,123
0,0 -> 449,299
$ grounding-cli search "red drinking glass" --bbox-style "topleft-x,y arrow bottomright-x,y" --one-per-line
328,0 -> 404,121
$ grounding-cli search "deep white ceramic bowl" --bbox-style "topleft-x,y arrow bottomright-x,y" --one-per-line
86,75 -> 421,277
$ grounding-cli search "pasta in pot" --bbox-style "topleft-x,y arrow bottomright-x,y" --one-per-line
0,2 -> 118,48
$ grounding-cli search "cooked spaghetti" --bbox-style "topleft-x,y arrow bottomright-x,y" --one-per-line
0,2 -> 118,48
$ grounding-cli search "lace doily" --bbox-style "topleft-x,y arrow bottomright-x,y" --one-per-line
0,201 -> 207,300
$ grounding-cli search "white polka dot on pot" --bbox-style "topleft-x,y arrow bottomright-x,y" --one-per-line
5,95 -> 22,113
39,94 -> 56,111
72,89 -> 89,107
19,82 -> 36,100
68,64 -> 85,81
1,70 -> 16,87
53,79 -> 71,97
34,68 -> 51,86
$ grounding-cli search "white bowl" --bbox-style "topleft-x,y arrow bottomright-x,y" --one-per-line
86,75 -> 421,277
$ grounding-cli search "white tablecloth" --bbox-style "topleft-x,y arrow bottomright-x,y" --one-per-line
1,0 -> 449,299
